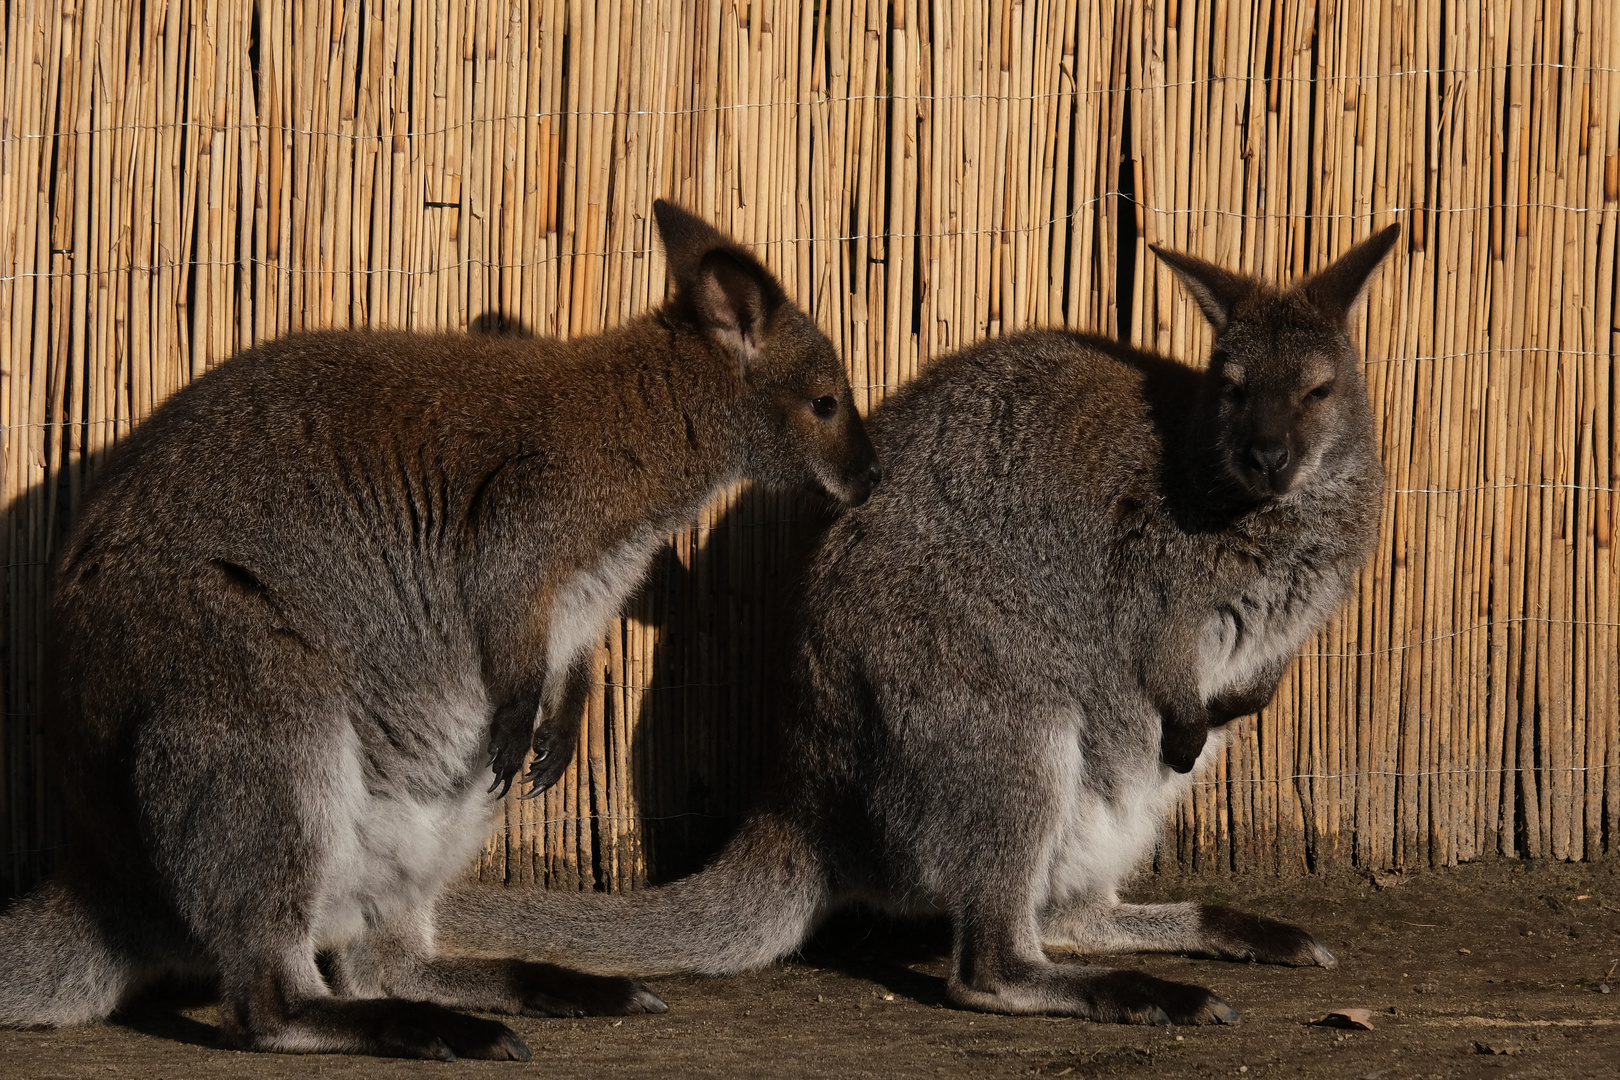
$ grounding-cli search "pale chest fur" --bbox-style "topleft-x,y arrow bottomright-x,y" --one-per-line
1039,721 -> 1228,909
542,528 -> 669,697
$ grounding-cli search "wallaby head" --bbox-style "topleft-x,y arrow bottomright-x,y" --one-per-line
653,199 -> 880,506
1151,224 -> 1400,502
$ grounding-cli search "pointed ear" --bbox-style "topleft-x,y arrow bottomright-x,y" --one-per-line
1299,223 -> 1401,324
653,199 -> 784,374
653,199 -> 730,287
1149,244 -> 1253,332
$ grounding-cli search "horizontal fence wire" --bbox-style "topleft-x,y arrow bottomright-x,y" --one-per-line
1,0 -> 1616,894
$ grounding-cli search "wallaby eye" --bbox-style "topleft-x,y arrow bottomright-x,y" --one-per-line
1221,382 -> 1246,404
811,396 -> 839,419
1307,382 -> 1335,401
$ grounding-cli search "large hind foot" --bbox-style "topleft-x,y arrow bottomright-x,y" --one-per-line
1043,899 -> 1336,969
1080,970 -> 1240,1026
233,996 -> 532,1060
948,952 -> 1238,1025
391,955 -> 667,1018
505,961 -> 667,1017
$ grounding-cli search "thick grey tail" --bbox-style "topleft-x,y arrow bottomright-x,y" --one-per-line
439,811 -> 828,977
0,875 -> 176,1028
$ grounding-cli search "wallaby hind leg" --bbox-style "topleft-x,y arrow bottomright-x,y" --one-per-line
1042,899 -> 1336,968
934,788 -> 1232,1022
203,880 -> 537,1058
140,698 -> 532,1059
947,893 -> 1238,1025
330,906 -> 667,1018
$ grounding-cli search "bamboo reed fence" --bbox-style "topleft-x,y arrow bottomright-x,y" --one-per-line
0,0 -> 1614,897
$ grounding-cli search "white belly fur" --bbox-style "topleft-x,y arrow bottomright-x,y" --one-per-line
314,684 -> 497,949
1040,720 -> 1229,910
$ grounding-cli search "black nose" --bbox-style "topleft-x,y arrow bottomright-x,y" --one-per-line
866,461 -> 883,487
1248,444 -> 1289,474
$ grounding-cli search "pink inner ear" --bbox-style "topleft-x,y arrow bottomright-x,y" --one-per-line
706,257 -> 764,336
696,274 -> 743,331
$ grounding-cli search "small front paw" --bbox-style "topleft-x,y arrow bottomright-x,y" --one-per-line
487,746 -> 526,798
1160,720 -> 1209,774
520,724 -> 573,798
488,696 -> 541,798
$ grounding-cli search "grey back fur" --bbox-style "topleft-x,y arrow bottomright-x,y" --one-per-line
0,201 -> 879,1059
443,226 -> 1401,1025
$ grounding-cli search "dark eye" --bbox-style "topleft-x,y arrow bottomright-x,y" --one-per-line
1222,382 -> 1246,403
811,396 -> 839,419
1307,382 -> 1335,401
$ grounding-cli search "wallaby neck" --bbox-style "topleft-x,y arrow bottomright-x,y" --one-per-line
526,314 -> 752,527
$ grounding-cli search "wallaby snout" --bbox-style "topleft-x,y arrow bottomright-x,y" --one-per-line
1247,442 -> 1289,475
818,408 -> 882,506
1234,410 -> 1302,496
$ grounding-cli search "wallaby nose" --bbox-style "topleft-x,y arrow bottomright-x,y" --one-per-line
866,460 -> 883,488
1248,444 -> 1290,474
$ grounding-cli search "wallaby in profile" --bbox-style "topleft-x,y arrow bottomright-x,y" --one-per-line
0,201 -> 880,1059
443,226 -> 1400,1025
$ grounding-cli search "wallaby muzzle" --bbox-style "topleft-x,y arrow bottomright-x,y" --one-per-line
828,429 -> 883,506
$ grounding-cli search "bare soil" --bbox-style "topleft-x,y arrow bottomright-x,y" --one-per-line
3,859 -> 1617,1079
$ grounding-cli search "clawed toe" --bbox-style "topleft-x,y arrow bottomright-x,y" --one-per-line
513,964 -> 667,1018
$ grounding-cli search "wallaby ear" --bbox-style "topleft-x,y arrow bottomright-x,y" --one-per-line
653,199 -> 730,287
1298,223 -> 1401,324
1149,244 -> 1253,333
653,198 -> 783,374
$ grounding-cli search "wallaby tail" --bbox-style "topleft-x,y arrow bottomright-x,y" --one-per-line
439,811 -> 828,977
0,874 -> 171,1027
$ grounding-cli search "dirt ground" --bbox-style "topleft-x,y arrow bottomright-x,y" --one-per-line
2,858 -> 1616,1079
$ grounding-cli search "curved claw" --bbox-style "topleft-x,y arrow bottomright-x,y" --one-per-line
520,746 -> 565,799
488,771 -> 516,799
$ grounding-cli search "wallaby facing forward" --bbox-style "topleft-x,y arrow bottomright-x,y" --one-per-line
443,226 -> 1400,1025
0,201 -> 880,1059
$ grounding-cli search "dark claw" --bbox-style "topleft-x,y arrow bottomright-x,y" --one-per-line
522,743 -> 571,798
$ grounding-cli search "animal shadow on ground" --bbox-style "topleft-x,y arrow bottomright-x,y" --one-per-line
797,908 -> 958,1008
108,979 -> 223,1048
